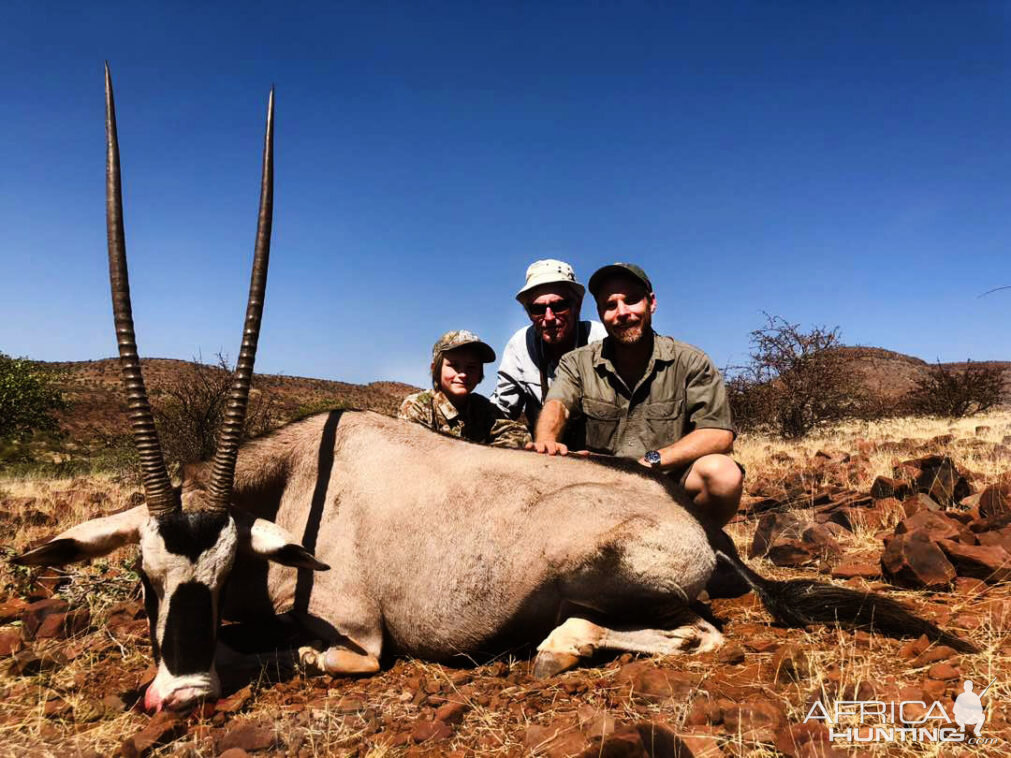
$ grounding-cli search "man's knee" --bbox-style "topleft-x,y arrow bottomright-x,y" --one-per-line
691,454 -> 743,496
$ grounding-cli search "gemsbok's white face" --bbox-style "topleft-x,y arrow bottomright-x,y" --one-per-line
12,65 -> 328,713
16,501 -> 325,711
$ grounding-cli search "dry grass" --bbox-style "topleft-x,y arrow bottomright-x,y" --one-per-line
1,412 -> 1009,755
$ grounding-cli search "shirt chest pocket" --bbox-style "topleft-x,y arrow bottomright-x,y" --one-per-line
581,398 -> 623,453
641,398 -> 683,442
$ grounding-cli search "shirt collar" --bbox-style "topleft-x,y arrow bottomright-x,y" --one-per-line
593,330 -> 673,376
432,390 -> 461,422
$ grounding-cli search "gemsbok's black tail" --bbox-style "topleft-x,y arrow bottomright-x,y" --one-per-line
710,531 -> 979,654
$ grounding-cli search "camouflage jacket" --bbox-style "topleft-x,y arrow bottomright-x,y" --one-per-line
398,390 -> 532,449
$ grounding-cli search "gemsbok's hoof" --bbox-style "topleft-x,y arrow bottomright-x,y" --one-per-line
532,651 -> 581,678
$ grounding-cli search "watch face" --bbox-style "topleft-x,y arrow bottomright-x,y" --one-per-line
645,450 -> 661,466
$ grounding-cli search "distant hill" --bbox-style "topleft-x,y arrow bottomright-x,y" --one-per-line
36,348 -> 1011,444
44,358 -> 420,443
835,347 -> 1011,403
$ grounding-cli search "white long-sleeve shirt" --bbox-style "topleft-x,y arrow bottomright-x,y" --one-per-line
490,320 -> 606,429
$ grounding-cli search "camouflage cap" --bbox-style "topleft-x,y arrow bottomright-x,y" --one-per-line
588,263 -> 653,299
431,330 -> 496,363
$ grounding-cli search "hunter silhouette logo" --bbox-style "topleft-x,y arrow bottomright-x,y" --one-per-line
805,677 -> 1000,745
953,678 -> 995,738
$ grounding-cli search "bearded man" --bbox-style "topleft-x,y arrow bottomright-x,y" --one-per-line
528,263 -> 743,527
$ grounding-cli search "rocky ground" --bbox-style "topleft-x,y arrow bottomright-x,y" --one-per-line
1,413 -> 1009,757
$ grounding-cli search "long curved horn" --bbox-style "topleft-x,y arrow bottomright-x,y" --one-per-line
206,88 -> 274,511
105,63 -> 179,517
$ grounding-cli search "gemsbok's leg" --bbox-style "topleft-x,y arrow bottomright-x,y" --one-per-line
299,643 -> 380,675
532,611 -> 724,678
294,607 -> 383,675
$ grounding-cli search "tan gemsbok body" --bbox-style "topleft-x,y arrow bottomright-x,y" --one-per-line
14,68 -> 976,714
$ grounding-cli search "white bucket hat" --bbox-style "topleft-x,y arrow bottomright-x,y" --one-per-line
515,259 -> 586,303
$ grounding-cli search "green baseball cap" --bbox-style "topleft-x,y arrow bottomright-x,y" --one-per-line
431,330 -> 496,363
587,263 -> 653,298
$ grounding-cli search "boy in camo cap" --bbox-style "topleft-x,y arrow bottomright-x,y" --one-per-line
399,330 -> 532,448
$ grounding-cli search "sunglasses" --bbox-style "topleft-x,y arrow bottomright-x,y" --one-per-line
527,298 -> 573,317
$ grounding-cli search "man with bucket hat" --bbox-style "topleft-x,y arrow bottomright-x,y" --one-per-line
399,330 -> 531,448
528,263 -> 743,528
491,259 -> 606,437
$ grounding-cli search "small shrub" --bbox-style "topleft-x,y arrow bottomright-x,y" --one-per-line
904,360 -> 1006,418
728,315 -> 862,438
153,353 -> 280,466
0,353 -> 66,442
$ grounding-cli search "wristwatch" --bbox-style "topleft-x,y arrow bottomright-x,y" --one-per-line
644,450 -> 662,468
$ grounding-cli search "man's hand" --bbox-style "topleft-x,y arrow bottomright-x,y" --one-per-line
526,440 -> 570,456
531,399 -> 571,455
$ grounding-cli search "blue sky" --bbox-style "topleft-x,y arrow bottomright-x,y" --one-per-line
1,1 -> 1008,391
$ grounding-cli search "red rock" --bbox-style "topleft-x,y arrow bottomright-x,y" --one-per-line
898,634 -> 932,660
721,699 -> 786,738
927,662 -> 960,680
936,539 -> 1011,582
922,679 -> 946,698
881,529 -> 957,589
214,684 -> 253,714
911,645 -> 959,667
615,662 -> 697,701
33,607 -> 91,640
716,642 -> 746,665
979,482 -> 1011,519
750,512 -> 806,558
772,644 -> 812,682
870,476 -> 909,500
20,598 -> 69,640
0,598 -> 28,624
43,697 -> 71,718
411,718 -> 453,743
218,750 -> 250,758
119,712 -> 186,757
977,526 -> 1011,553
523,721 -> 587,757
775,721 -> 846,758
900,493 -> 942,517
0,628 -> 23,656
9,648 -> 66,675
334,696 -> 365,714
831,561 -> 881,579
435,700 -> 469,725
765,523 -> 842,568
217,721 -> 277,752
674,733 -> 725,757
895,510 -> 965,539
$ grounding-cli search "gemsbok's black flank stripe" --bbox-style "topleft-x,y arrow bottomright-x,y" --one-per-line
162,582 -> 216,675
157,511 -> 230,561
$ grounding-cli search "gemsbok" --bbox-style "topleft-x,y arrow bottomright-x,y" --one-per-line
13,66 -> 976,714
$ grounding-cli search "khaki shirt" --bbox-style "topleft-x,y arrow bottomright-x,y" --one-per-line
398,390 -> 532,449
545,333 -> 735,459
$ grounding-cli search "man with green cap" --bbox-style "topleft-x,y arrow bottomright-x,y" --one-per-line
400,330 -> 532,448
527,264 -> 742,527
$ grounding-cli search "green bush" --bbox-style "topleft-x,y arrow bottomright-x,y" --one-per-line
0,353 -> 66,442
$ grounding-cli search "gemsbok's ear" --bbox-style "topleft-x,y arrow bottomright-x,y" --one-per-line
11,505 -> 148,567
235,513 -> 329,571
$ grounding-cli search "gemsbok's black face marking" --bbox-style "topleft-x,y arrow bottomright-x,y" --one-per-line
157,510 -> 231,561
162,582 -> 217,676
